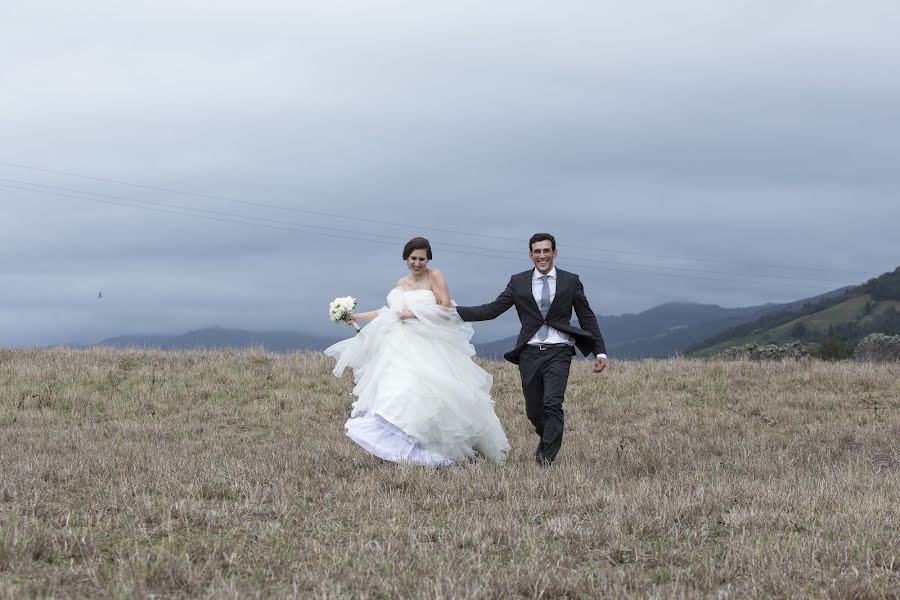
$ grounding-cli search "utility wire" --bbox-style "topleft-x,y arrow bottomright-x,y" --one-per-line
0,159 -> 870,278
1,178 -> 860,285
1,182 -> 860,289
2,178 -> 861,287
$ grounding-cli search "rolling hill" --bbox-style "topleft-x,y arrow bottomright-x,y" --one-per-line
89,282 -> 873,360
688,266 -> 900,356
97,327 -> 340,353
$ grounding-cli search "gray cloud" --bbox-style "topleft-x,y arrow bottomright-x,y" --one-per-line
2,1 -> 899,346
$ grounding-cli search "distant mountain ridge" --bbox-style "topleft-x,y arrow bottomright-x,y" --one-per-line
92,286 -> 858,359
98,327 -> 339,353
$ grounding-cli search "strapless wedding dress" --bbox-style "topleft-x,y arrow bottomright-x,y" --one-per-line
324,288 -> 510,465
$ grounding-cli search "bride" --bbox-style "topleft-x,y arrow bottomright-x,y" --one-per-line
324,237 -> 510,465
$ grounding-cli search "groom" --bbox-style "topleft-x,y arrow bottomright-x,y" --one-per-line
456,233 -> 607,466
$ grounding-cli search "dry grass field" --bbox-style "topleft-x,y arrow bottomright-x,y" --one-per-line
1,348 -> 899,599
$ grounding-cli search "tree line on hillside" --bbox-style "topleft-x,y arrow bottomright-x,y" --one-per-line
803,307 -> 900,359
862,266 -> 900,301
814,267 -> 900,358
791,267 -> 900,360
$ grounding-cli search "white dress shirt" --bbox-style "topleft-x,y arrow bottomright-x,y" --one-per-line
527,267 -> 607,359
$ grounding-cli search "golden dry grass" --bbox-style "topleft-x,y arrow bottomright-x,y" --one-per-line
1,347 -> 899,598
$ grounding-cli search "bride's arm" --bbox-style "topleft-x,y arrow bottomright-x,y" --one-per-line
430,269 -> 452,308
349,309 -> 380,322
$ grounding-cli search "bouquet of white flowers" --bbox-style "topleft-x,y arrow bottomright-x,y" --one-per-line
329,296 -> 360,332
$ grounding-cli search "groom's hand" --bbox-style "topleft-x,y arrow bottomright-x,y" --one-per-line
592,356 -> 607,373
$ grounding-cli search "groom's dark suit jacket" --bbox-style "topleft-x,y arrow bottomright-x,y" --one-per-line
456,268 -> 606,365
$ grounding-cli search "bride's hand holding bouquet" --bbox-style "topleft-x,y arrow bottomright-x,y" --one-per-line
329,296 -> 361,333
329,296 -> 384,333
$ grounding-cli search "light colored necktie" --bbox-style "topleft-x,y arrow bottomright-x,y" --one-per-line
537,275 -> 550,342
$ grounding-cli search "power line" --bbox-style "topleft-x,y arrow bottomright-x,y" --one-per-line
0,159 -> 871,278
0,178 -> 405,246
1,178 -> 861,287
2,178 -> 858,285
0,178 -> 856,284
0,183 -> 403,248
1,181 -> 860,289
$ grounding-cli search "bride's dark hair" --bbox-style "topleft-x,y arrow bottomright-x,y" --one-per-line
403,237 -> 433,260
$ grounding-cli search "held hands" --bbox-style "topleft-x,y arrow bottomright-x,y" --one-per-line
592,356 -> 608,374
399,309 -> 416,321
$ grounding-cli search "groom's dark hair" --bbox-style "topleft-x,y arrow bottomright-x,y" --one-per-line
529,233 -> 556,252
403,237 -> 433,260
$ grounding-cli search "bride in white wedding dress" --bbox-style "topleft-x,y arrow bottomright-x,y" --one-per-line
324,237 -> 510,466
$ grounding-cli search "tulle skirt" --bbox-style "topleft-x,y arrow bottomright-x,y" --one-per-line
325,299 -> 509,465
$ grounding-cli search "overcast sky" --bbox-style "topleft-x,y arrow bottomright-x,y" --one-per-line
2,1 -> 899,347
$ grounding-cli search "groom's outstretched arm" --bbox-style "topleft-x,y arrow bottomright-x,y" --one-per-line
456,279 -> 515,322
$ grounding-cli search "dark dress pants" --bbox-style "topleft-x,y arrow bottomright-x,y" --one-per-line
518,344 -> 574,464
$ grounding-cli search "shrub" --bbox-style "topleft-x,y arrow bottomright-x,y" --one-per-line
813,334 -> 855,361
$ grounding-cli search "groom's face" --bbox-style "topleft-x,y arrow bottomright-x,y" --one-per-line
529,240 -> 557,274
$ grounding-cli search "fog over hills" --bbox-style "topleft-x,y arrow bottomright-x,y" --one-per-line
97,327 -> 339,353
89,286 -> 854,358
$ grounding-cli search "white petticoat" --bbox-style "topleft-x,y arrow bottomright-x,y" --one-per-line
325,288 -> 510,465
